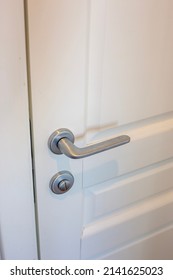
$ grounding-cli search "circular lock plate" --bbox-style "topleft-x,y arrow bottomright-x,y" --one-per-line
50,171 -> 74,194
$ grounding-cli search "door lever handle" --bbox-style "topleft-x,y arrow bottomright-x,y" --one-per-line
48,128 -> 130,159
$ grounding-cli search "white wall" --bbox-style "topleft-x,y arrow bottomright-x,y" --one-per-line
0,0 -> 37,259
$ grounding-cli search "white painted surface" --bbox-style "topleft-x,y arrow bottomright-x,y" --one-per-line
81,190 -> 173,259
84,160 -> 173,224
27,0 -> 173,259
102,225 -> 173,260
99,0 -> 173,127
27,0 -> 88,259
0,0 -> 37,259
86,0 -> 173,129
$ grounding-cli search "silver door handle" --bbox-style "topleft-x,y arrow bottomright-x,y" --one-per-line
48,128 -> 130,159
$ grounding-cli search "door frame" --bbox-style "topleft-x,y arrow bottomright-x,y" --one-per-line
0,0 -> 37,259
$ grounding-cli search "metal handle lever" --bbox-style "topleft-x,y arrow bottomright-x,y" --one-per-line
48,128 -> 130,159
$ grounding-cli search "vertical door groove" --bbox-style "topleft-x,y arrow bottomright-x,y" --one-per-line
23,0 -> 40,260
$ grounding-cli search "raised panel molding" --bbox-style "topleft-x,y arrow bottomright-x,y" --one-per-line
84,160 -> 173,224
81,190 -> 173,259
102,225 -> 173,260
83,117 -> 173,187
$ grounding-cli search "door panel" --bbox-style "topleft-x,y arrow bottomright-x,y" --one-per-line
81,191 -> 173,259
101,2 -> 173,124
27,0 -> 173,259
87,0 -> 173,128
84,160 -> 173,224
102,226 -> 173,260
83,116 -> 173,187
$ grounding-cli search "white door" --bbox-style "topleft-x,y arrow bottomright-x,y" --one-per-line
27,0 -> 173,259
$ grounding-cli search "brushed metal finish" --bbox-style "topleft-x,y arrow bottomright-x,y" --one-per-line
48,128 -> 130,159
50,171 -> 74,194
48,128 -> 75,154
